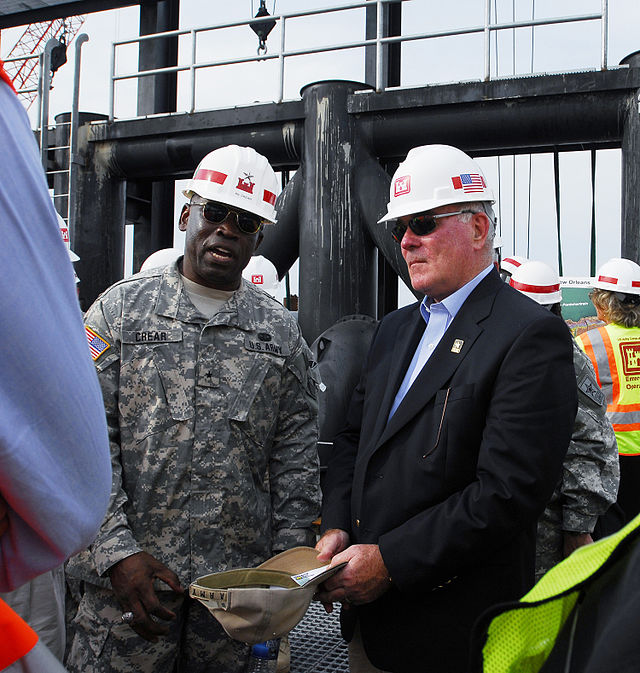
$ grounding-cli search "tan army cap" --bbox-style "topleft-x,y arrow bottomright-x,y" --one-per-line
189,547 -> 345,644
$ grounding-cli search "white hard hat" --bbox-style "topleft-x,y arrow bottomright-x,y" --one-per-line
378,144 -> 495,223
592,257 -> 640,296
183,145 -> 279,224
242,255 -> 279,292
56,212 -> 80,262
500,255 -> 528,277
509,260 -> 562,305
140,247 -> 183,272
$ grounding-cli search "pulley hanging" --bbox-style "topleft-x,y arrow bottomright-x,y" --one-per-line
250,0 -> 276,56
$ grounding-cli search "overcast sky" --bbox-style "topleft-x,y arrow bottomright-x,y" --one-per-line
3,0 -> 640,300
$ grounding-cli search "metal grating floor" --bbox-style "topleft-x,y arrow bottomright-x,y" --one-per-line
289,602 -> 349,673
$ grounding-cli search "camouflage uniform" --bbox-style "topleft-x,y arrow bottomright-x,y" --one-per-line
535,339 -> 619,580
66,261 -> 320,672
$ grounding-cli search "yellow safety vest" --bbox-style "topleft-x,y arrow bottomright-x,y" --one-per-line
478,513 -> 640,673
577,323 -> 640,455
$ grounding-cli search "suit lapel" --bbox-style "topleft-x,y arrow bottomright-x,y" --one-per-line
374,270 -> 501,451
367,304 -> 426,446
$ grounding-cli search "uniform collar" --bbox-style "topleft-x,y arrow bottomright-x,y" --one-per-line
154,260 -> 256,331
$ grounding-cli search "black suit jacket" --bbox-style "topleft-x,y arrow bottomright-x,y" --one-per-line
321,269 -> 577,673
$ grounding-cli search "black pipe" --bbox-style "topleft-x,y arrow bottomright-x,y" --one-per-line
297,80 -> 377,343
106,121 -> 304,180
360,92 -> 626,161
259,170 -> 302,280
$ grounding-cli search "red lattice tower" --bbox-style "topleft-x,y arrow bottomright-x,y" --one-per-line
2,16 -> 85,108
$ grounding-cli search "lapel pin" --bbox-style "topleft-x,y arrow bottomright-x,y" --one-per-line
451,339 -> 464,354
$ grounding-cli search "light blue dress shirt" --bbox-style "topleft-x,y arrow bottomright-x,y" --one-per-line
388,264 -> 494,419
0,80 -> 111,591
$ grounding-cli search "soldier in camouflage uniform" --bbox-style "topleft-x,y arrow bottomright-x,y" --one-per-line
535,339 -> 619,580
65,146 -> 321,673
507,260 -> 619,581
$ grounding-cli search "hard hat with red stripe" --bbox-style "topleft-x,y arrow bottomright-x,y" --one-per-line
500,255 -> 528,278
592,257 -> 640,296
183,145 -> 279,224
509,260 -> 562,305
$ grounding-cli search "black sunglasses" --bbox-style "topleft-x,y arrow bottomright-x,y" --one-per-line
192,201 -> 264,235
391,209 -> 475,243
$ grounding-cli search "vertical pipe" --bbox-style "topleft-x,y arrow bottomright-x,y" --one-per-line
39,46 -> 53,170
590,150 -> 597,275
298,80 -> 377,343
191,29 -> 197,112
279,16 -> 286,103
484,0 -> 491,81
620,52 -> 640,263
621,90 -> 640,262
376,0 -> 383,92
109,41 -> 116,121
601,0 -> 608,70
69,34 -> 89,246
553,149 -> 564,275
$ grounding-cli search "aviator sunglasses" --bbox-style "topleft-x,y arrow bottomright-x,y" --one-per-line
192,201 -> 265,235
391,209 -> 475,243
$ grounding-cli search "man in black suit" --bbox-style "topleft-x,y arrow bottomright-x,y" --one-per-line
316,144 -> 577,673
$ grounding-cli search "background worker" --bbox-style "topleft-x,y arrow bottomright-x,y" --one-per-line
509,260 -> 619,579
577,257 -> 640,523
316,144 -> 577,673
0,60 -> 111,669
499,253 -> 528,282
66,145 -> 321,673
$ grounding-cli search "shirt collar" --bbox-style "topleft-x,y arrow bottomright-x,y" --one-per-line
420,263 -> 494,324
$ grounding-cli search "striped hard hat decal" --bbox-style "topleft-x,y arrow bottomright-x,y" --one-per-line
509,279 -> 560,294
194,169 -> 227,185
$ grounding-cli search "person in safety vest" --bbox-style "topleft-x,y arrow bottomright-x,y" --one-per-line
0,60 -> 111,671
472,513 -> 640,673
315,144 -> 577,673
509,261 -> 619,579
65,145 -> 320,673
577,257 -> 640,523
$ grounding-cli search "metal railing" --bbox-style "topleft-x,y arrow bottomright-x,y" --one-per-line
103,0 -> 606,120
4,37 -> 90,237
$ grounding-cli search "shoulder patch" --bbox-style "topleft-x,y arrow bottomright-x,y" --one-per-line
577,371 -> 606,407
86,325 -> 111,361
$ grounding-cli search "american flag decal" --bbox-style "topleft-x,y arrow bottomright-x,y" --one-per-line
451,173 -> 486,193
86,326 -> 110,361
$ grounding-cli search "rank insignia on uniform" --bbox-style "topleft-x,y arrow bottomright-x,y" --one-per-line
451,339 -> 464,354
578,373 -> 606,407
86,326 -> 111,361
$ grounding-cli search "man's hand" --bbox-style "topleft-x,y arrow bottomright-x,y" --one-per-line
315,529 -> 350,613
109,551 -> 184,642
315,544 -> 391,609
0,495 -> 8,537
316,528 -> 350,562
563,531 -> 593,558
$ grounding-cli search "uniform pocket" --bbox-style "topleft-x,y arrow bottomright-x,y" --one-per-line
228,358 -> 280,446
119,344 -> 194,443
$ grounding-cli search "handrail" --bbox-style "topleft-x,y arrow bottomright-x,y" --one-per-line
105,0 -> 609,121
